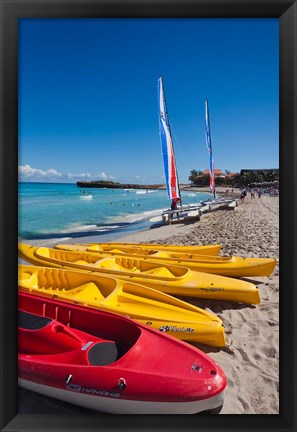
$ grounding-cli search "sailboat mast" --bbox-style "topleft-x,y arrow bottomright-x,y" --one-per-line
158,76 -> 181,203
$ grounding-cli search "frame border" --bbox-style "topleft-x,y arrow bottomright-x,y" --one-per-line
1,1 -> 296,431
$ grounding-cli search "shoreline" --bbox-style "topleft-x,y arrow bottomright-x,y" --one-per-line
19,186 -> 240,248
19,193 -> 279,414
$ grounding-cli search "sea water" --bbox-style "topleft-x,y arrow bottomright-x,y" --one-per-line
18,182 -> 212,241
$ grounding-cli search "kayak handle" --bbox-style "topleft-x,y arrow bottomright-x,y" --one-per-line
118,377 -> 127,390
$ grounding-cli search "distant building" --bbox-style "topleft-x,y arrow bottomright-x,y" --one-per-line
202,169 -> 224,177
201,169 -> 238,179
191,169 -> 239,186
225,172 -> 238,179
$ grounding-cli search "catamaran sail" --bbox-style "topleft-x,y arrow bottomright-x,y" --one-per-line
158,77 -> 181,201
202,99 -> 237,209
205,99 -> 216,198
152,83 -> 234,224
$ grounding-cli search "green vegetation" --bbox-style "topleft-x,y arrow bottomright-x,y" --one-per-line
189,169 -> 279,188
189,169 -> 203,185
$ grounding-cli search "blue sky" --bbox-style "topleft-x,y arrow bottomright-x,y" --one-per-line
18,18 -> 279,184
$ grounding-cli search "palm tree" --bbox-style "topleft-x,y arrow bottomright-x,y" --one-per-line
189,169 -> 199,185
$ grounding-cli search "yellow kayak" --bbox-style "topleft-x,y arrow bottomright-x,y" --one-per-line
54,243 -> 277,278
54,243 -> 221,260
18,244 -> 261,304
18,264 -> 225,347
76,242 -> 222,256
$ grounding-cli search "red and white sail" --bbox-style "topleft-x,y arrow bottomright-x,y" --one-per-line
158,77 -> 181,200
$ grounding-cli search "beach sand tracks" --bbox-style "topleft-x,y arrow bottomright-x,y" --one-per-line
136,196 -> 279,414
148,196 -> 279,261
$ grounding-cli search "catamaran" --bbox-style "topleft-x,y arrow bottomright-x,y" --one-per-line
151,80 -> 236,224
156,77 -> 202,223
200,99 -> 236,210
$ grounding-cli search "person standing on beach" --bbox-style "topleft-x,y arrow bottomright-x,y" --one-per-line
250,188 -> 255,199
240,188 -> 247,203
258,188 -> 262,198
171,197 -> 181,210
169,197 -> 181,223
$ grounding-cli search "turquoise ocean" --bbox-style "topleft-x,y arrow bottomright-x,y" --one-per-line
18,182 -> 212,242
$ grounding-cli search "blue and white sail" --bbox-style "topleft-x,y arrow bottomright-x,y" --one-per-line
158,77 -> 180,200
205,98 -> 216,196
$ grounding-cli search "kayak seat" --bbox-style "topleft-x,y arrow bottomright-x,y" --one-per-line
73,259 -> 89,266
95,258 -> 139,273
109,248 -> 126,254
119,258 -> 140,272
144,266 -> 174,278
87,245 -> 104,252
18,272 -> 38,288
95,258 -> 124,272
37,247 -> 50,258
19,310 -> 52,330
70,282 -> 104,301
88,341 -> 119,366
151,251 -> 169,258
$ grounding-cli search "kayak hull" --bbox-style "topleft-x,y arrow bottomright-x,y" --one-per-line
54,244 -> 277,278
18,244 -> 261,304
75,242 -> 222,256
19,378 -> 226,414
18,292 -> 227,414
18,264 -> 226,347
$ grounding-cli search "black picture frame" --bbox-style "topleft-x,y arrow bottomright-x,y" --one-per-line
1,1 -> 296,431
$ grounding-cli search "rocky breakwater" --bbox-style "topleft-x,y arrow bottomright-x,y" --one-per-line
76,180 -> 164,190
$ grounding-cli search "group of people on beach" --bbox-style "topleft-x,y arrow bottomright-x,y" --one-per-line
240,187 -> 263,203
170,186 -> 277,207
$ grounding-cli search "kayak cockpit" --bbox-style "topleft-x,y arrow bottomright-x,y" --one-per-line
18,309 -> 131,365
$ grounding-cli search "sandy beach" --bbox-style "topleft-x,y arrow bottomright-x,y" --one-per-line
19,191 -> 279,414
118,193 -> 279,414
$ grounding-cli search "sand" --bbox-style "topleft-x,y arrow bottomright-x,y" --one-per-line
19,192 -> 279,414
117,193 -> 280,414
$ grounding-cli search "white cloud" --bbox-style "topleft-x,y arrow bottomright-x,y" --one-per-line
66,172 -> 93,179
19,165 -> 62,180
117,175 -> 164,184
46,169 -> 62,177
97,172 -> 116,180
18,164 -> 117,183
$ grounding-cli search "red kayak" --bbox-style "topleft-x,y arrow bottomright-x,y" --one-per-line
18,292 -> 227,414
